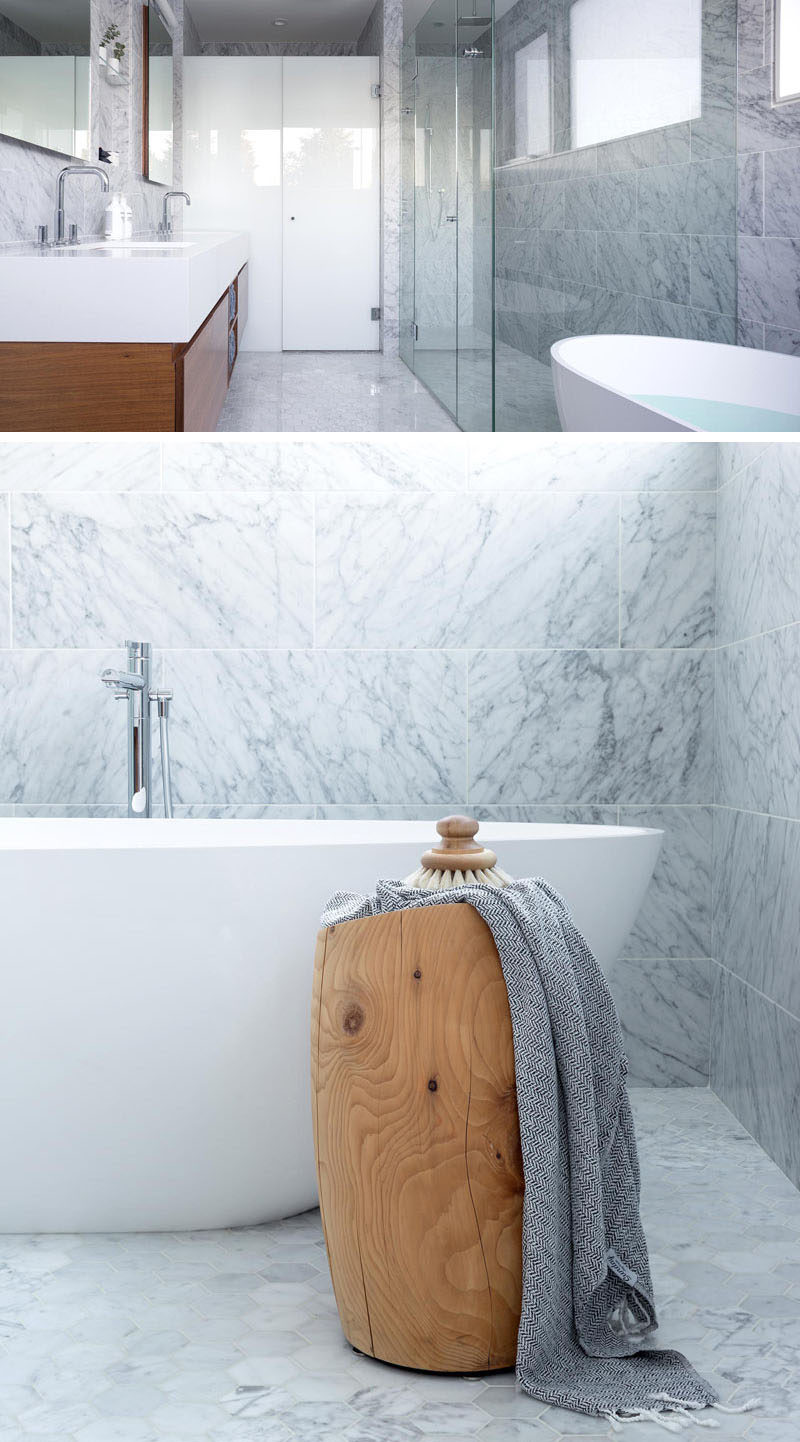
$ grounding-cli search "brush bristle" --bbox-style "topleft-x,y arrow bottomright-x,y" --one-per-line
403,865 -> 513,890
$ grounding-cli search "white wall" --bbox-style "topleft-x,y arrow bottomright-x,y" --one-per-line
184,57 -> 283,350
183,56 -> 380,353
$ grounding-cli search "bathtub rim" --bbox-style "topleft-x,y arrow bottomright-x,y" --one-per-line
0,816 -> 664,850
551,332 -> 800,431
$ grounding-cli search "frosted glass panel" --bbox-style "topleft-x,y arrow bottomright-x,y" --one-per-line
514,34 -> 550,158
776,0 -> 800,101
570,0 -> 702,149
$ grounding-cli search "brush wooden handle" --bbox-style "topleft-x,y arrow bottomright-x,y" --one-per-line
421,815 -> 498,873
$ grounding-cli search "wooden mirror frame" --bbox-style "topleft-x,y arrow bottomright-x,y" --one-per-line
141,4 -> 150,178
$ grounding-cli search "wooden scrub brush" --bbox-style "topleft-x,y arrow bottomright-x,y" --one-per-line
404,814 -> 514,890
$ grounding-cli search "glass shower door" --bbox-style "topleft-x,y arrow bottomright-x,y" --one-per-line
400,0 -> 494,429
456,7 -> 493,430
412,0 -> 459,421
399,39 -> 417,373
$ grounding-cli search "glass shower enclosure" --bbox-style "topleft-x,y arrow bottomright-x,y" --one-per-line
400,0 -> 494,431
401,0 -> 738,433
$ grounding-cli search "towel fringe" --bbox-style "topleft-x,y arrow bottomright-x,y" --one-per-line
603,1407 -> 688,1432
713,1398 -> 760,1415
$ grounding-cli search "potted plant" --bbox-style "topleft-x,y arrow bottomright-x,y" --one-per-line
99,23 -> 120,64
109,39 -> 126,74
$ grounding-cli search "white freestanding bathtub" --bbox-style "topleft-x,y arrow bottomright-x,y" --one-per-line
0,818 -> 662,1233
552,334 -> 800,432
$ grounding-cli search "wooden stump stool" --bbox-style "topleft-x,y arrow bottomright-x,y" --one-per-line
311,902 -> 523,1373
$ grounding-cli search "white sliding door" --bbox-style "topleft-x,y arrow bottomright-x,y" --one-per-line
282,57 -> 381,351
184,58 -> 283,351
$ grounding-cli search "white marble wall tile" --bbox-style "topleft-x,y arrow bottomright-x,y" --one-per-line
715,971 -> 800,1188
162,440 -> 467,493
12,494 -> 313,649
715,624 -> 800,815
709,960 -> 726,1095
160,649 -> 466,805
173,804 -> 317,818
470,804 -> 617,825
621,806 -> 713,959
0,443 -> 161,493
716,443 -> 768,487
0,650 -> 126,804
316,803 -> 457,819
0,494 -> 8,649
621,492 -> 716,648
467,440 -> 716,492
316,494 -> 618,649
717,444 -> 800,644
605,956 -> 712,1085
713,806 -> 800,1019
14,804 -> 128,816
468,649 -> 714,805
0,135 -> 82,246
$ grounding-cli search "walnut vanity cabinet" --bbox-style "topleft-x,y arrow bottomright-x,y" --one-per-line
0,263 -> 248,433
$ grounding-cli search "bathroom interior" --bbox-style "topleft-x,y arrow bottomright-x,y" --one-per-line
0,432 -> 796,1439
1,0 -> 800,430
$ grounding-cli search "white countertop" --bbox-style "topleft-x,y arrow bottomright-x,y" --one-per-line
0,230 -> 249,344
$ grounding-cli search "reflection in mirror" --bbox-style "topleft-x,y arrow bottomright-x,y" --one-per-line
776,0 -> 800,103
145,0 -> 173,186
0,0 -> 90,159
495,0 -> 703,165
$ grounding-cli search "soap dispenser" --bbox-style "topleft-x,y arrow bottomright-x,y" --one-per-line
104,195 -> 122,239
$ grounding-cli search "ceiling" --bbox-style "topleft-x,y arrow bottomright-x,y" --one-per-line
1,0 -> 89,45
187,0 -> 378,43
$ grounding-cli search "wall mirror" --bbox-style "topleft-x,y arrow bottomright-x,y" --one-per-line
0,0 -> 91,159
143,0 -> 174,185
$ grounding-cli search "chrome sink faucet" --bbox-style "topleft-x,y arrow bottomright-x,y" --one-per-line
159,190 -> 191,238
54,165 -> 110,246
101,641 -> 174,818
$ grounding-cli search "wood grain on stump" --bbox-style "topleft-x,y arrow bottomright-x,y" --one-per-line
311,903 -> 523,1373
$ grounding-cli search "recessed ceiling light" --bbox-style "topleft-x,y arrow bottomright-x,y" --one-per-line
273,17 -> 288,24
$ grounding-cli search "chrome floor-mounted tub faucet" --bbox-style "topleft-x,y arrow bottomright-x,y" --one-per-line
101,641 -> 174,818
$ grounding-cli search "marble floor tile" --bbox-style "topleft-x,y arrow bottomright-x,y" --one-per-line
218,353 -> 459,433
0,1092 -> 796,1441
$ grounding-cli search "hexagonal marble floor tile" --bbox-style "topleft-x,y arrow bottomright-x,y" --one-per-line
0,1091 -> 798,1441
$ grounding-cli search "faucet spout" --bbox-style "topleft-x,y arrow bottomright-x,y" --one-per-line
55,165 -> 110,246
160,190 -> 191,238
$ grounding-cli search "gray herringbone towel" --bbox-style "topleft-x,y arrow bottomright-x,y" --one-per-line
321,878 -> 722,1427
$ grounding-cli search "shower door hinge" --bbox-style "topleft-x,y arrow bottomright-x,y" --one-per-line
371,306 -> 381,321
411,321 -> 419,341
371,82 -> 382,98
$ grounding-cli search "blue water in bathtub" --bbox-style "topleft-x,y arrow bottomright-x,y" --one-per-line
633,395 -> 800,431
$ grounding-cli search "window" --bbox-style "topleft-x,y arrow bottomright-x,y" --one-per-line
514,33 -> 551,159
570,0 -> 702,149
776,0 -> 800,102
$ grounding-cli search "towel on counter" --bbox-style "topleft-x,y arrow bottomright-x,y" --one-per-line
321,877 -> 722,1428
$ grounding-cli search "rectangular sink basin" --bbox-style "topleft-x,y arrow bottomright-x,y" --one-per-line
75,240 -> 197,251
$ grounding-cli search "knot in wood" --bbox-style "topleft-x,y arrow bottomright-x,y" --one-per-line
342,1003 -> 365,1036
427,1078 -> 438,1092
413,969 -> 422,980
